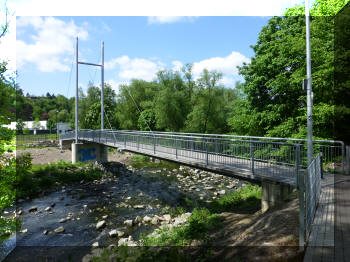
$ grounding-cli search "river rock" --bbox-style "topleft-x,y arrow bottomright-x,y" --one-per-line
151,217 -> 159,225
20,229 -> 28,233
124,219 -> 133,227
28,206 -> 38,212
102,215 -> 108,219
143,215 -> 152,223
109,229 -> 118,237
59,218 -> 68,223
163,214 -> 171,221
118,238 -> 128,246
92,241 -> 99,248
96,220 -> 106,230
173,213 -> 192,226
134,216 -> 142,223
45,207 -> 51,212
17,210 -> 23,215
133,205 -> 145,209
43,230 -> 48,235
54,226 -> 65,233
205,186 -> 214,190
218,190 -> 226,195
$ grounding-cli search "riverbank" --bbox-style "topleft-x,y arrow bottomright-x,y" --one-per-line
2,147 -> 300,261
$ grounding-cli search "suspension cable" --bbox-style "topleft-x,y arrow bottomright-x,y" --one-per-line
124,84 -> 154,135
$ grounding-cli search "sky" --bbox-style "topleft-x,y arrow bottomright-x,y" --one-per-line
0,0 -> 311,97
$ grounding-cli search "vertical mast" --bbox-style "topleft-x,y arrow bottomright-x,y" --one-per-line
306,0 -> 313,165
75,37 -> 79,143
101,41 -> 104,130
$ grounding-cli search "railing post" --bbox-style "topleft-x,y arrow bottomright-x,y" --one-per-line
175,138 -> 178,159
206,140 -> 209,165
153,136 -> 156,154
296,145 -> 305,250
342,143 -> 345,175
320,152 -> 324,179
250,142 -> 254,174
347,145 -> 350,175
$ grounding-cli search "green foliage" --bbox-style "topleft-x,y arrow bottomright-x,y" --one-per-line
141,208 -> 221,246
230,12 -> 349,141
284,0 -> 350,16
15,160 -> 105,199
210,184 -> 262,213
185,70 -> 227,133
137,109 -> 156,131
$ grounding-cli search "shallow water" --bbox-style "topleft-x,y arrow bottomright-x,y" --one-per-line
1,162 -> 241,261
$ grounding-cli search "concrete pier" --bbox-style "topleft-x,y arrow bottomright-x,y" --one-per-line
261,181 -> 294,212
72,142 -> 107,164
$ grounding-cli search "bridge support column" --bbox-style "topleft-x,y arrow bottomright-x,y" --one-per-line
261,182 -> 294,213
72,142 -> 108,164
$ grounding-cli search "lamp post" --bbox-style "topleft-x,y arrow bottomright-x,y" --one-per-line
56,110 -> 59,141
305,0 -> 313,166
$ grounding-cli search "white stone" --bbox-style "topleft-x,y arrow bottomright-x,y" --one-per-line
96,220 -> 106,230
143,215 -> 152,223
124,219 -> 133,227
54,226 -> 65,233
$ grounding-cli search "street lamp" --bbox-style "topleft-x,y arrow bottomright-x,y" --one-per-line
56,110 -> 59,141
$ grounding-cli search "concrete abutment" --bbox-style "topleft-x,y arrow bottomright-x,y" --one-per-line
261,181 -> 294,213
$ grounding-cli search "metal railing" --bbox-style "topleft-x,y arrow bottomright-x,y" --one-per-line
62,130 -> 303,184
298,152 -> 323,248
119,130 -> 346,174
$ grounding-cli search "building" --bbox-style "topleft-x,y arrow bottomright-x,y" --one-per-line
2,121 -> 48,131
57,122 -> 70,134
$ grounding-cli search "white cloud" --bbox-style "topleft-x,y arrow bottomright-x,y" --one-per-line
219,76 -> 235,87
106,56 -> 165,81
106,79 -> 125,95
11,0 -> 303,16
16,16 -> 89,72
192,51 -> 250,79
148,16 -> 197,24
171,60 -> 183,71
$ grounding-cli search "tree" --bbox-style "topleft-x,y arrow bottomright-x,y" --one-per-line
230,11 -> 349,140
16,118 -> 25,133
154,70 -> 189,131
116,80 -> 157,130
185,69 -> 227,133
285,0 -> 350,16
32,118 -> 41,130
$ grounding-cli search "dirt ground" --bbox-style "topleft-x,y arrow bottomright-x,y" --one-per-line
16,147 -> 135,165
210,198 -> 301,261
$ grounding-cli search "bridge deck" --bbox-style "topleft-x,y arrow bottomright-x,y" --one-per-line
304,174 -> 350,262
99,140 -> 297,186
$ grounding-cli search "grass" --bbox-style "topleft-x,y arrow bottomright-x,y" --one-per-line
209,184 -> 262,213
130,153 -> 179,169
141,208 -> 221,246
16,154 -> 106,199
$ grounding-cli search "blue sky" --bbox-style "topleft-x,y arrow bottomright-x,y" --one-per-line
0,0 -> 312,97
16,16 -> 273,97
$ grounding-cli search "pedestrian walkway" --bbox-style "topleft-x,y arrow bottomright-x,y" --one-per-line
304,174 -> 350,262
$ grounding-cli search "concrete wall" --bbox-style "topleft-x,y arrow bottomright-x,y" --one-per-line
261,181 -> 294,212
72,142 -> 107,164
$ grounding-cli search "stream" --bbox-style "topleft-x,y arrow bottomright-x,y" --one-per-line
1,160 -> 243,261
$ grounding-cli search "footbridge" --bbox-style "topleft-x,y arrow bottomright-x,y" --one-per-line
60,130 -> 347,215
